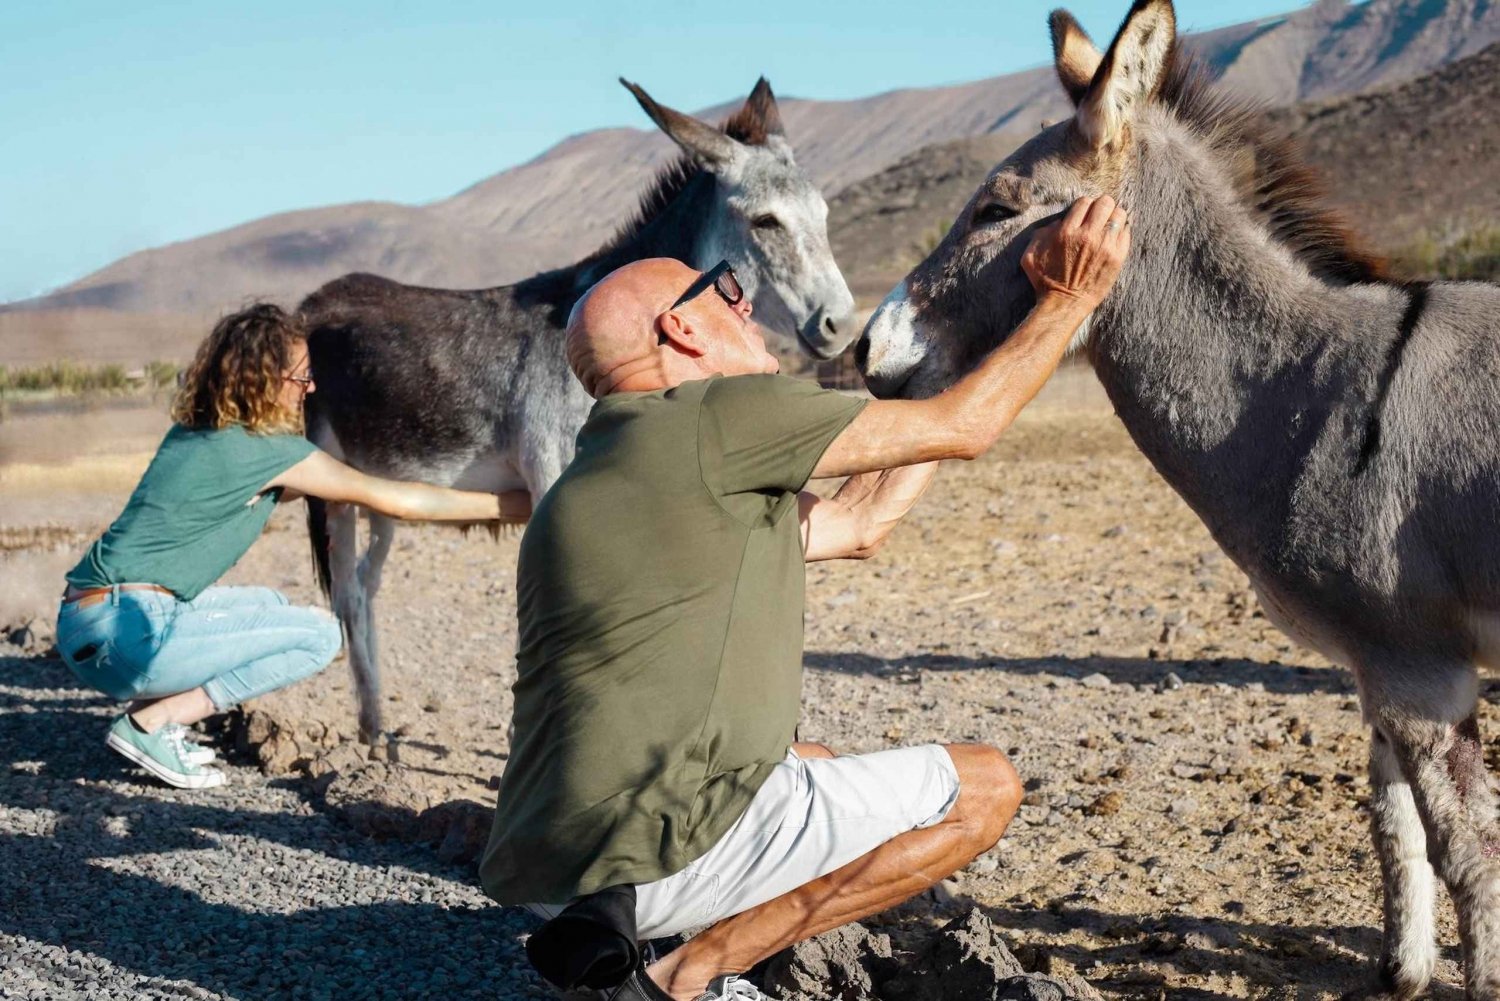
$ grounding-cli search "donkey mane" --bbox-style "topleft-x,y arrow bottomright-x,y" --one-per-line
1154,47 -> 1388,284
586,89 -> 778,263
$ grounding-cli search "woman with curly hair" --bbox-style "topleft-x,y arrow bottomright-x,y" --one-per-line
56,303 -> 530,789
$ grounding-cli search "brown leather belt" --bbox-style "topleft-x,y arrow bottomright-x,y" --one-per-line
63,583 -> 174,610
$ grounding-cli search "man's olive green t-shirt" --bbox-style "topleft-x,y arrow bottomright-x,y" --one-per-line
481,374 -> 866,905
66,424 -> 316,601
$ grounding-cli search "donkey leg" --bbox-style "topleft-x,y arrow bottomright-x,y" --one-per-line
1380,671 -> 1500,1000
327,503 -> 381,743
354,511 -> 397,740
1356,726 -> 1438,1000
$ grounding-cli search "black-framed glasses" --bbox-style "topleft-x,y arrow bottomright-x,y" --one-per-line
672,260 -> 744,310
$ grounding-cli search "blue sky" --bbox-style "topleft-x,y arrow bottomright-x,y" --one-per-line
0,1 -> 1298,303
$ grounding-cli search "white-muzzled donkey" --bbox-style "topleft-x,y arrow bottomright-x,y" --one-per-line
855,2 -> 1500,997
300,78 -> 858,745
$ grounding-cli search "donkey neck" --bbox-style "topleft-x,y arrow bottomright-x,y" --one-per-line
1087,121 -> 1395,561
572,170 -> 721,293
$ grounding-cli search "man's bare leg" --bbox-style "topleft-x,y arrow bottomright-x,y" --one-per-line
645,743 -> 1020,1000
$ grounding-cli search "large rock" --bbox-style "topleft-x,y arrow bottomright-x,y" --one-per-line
760,922 -> 895,1001
320,759 -> 433,839
420,799 -> 495,864
884,909 -> 1102,1001
927,909 -> 1027,1000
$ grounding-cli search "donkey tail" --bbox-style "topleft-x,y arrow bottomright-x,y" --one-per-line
306,496 -> 334,601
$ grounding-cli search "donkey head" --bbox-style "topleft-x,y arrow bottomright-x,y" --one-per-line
622,78 -> 858,360
856,0 -> 1176,396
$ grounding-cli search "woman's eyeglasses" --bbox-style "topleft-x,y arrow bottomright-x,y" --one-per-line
285,373 -> 314,388
672,260 -> 744,310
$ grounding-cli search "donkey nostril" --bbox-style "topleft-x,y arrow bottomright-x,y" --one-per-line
853,335 -> 871,370
822,314 -> 838,337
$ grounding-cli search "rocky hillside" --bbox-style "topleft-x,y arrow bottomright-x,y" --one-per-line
1269,37 -> 1500,254
6,0 -> 1495,330
831,39 -> 1500,302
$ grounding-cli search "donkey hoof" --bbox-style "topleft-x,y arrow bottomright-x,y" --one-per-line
1340,970 -> 1429,1001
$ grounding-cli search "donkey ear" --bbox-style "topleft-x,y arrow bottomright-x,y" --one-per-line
621,78 -> 741,170
741,77 -> 786,138
1075,0 -> 1176,149
1049,10 -> 1103,105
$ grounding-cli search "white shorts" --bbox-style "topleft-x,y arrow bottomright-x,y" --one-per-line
526,743 -> 961,940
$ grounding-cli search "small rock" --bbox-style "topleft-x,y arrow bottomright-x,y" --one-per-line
1079,673 -> 1112,690
968,855 -> 999,876
1156,672 -> 1184,692
1084,791 -> 1123,817
996,973 -> 1106,1001
1168,797 -> 1199,818
1101,524 -> 1127,539
826,589 -> 859,608
991,539 -> 1019,558
257,728 -> 304,775
927,876 -> 964,906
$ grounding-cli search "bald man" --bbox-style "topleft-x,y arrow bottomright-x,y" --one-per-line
482,197 -> 1131,1001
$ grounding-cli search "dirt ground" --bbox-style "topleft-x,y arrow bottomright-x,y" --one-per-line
5,366 -> 1496,1000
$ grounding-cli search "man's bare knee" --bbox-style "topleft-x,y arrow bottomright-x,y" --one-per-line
792,741 -> 836,759
943,744 -> 1021,848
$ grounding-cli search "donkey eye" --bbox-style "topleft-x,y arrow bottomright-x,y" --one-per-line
973,203 -> 1019,226
751,214 -> 783,231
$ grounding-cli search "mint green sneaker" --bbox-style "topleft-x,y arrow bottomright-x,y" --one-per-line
160,723 -> 217,766
105,716 -> 225,789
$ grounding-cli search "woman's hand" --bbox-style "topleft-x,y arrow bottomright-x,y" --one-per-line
268,451 -> 532,524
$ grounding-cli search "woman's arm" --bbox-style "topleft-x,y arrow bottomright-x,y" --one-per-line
268,451 -> 532,524
798,461 -> 939,562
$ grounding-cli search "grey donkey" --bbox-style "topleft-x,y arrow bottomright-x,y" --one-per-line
300,78 -> 858,744
855,2 -> 1500,997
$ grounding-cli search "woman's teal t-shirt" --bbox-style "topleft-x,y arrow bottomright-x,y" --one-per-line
66,424 -> 317,600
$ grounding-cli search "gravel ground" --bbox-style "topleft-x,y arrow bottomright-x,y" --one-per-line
7,368 -> 1500,999
0,651 -> 544,1000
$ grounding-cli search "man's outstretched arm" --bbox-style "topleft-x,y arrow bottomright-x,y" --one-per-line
798,461 -> 938,562
813,194 -> 1129,479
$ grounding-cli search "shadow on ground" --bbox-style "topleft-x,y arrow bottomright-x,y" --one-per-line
0,652 -> 540,999
805,650 -> 1356,697
5,650 -> 1449,1000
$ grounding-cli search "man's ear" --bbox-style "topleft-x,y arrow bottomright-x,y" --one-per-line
656,310 -> 709,357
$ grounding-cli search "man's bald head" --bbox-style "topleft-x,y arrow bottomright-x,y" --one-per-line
565,256 -> 776,398
566,259 -> 700,397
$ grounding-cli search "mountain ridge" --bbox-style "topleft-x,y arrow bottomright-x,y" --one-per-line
5,0 -> 1495,330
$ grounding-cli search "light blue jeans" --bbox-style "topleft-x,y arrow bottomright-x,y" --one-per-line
56,585 -> 342,710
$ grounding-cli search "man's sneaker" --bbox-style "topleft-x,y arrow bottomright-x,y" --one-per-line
695,976 -> 776,1001
160,723 -> 216,766
105,716 -> 226,789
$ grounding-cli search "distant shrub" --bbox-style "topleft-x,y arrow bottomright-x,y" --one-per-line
0,360 -> 161,397
143,360 -> 181,389
1392,224 -> 1500,282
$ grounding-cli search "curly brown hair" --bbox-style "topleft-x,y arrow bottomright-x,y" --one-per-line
172,303 -> 307,433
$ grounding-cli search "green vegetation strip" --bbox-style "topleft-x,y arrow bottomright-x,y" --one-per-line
0,360 -> 180,398
1393,224 -> 1500,283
